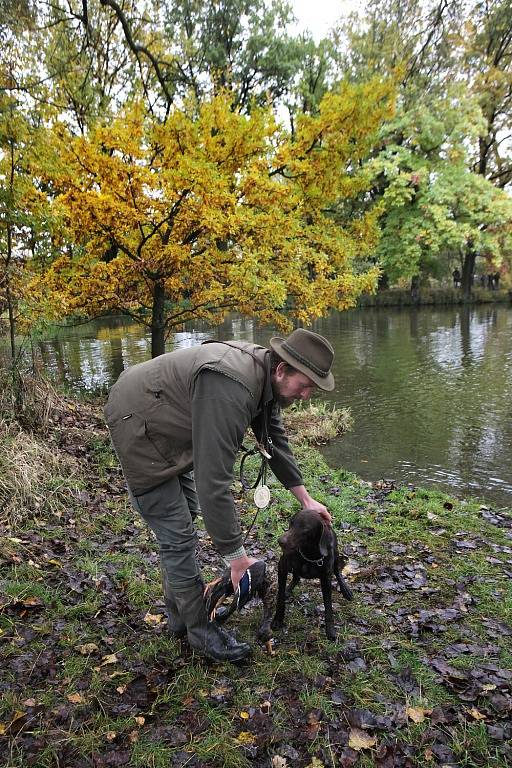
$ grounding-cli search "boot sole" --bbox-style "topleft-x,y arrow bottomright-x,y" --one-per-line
200,647 -> 252,664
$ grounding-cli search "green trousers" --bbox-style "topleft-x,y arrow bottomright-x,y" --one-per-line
129,471 -> 202,592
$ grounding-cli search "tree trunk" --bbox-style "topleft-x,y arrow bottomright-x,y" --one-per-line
461,248 -> 476,300
410,275 -> 420,303
378,272 -> 389,291
151,280 -> 166,358
6,223 -> 16,362
7,284 -> 16,363
5,223 -> 23,415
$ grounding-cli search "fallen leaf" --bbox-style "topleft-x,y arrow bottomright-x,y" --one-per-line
116,685 -> 127,694
76,643 -> 99,655
406,706 -> 432,723
306,759 -> 325,768
134,716 -> 145,726
348,727 -> 377,750
240,711 -> 250,720
100,653 -> 118,666
237,731 -> 256,745
67,693 -> 83,704
342,560 -> 361,576
0,711 -> 26,734
143,612 -> 164,625
271,758 -> 288,768
21,597 -> 43,607
467,707 -> 486,721
338,747 -> 359,767
106,731 -> 117,742
347,708 -> 380,730
304,708 -> 322,739
22,699 -> 37,707
210,684 -> 232,699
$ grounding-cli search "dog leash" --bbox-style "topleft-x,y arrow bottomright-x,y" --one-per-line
238,447 -> 269,542
239,442 -> 269,491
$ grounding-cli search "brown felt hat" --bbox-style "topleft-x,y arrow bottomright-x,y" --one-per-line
269,329 -> 335,391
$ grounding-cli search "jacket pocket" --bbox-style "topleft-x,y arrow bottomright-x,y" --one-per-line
144,419 -> 176,464
108,413 -> 175,487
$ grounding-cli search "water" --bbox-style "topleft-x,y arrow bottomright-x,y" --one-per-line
4,304 -> 512,506
315,306 -> 512,507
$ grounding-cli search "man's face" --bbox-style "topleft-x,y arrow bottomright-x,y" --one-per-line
272,363 -> 317,408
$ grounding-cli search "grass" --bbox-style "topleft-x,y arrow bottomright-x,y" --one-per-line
282,401 -> 353,445
0,390 -> 511,767
0,425 -> 82,528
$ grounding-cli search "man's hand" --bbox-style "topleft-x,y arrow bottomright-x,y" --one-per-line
289,485 -> 332,525
230,554 -> 259,591
304,499 -> 331,526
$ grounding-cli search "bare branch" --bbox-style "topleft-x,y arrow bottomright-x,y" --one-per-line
98,0 -> 174,106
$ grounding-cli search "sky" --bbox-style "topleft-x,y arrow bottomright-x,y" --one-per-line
288,0 -> 363,42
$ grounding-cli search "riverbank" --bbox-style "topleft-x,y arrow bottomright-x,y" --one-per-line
1,394 -> 511,768
357,287 -> 511,308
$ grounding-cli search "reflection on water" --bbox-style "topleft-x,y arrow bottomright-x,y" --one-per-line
2,305 -> 512,506
28,317 -> 259,392
316,305 -> 512,507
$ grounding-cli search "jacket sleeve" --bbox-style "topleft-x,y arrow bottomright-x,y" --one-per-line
191,369 -> 253,556
266,403 -> 303,489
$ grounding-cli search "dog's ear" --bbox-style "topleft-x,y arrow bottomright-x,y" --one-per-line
319,524 -> 331,557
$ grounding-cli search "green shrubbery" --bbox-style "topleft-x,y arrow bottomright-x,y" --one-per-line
358,287 -> 511,307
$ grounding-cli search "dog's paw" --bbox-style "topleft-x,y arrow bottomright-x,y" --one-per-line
257,622 -> 273,642
325,625 -> 337,642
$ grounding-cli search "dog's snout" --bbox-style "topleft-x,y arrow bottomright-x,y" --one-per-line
278,533 -> 289,549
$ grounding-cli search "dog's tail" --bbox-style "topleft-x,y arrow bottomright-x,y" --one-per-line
337,575 -> 354,601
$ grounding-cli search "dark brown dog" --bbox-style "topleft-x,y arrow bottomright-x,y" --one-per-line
271,509 -> 353,641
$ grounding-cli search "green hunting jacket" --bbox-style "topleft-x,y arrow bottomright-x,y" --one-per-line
104,341 -> 303,556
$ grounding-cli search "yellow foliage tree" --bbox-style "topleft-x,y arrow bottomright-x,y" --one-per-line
30,83 -> 393,356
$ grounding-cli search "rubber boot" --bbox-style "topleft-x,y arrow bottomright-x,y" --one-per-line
173,581 -> 252,663
161,567 -> 187,639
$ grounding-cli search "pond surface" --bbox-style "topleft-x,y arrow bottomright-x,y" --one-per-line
5,304 -> 512,506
